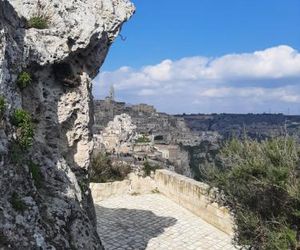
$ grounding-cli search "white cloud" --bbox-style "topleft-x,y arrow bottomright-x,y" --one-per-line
93,45 -> 300,114
143,59 -> 173,81
210,46 -> 300,79
138,89 -> 156,96
199,87 -> 300,103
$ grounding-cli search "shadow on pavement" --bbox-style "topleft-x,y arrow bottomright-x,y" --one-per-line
95,204 -> 177,250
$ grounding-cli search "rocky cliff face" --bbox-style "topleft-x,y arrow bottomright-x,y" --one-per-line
0,0 -> 134,248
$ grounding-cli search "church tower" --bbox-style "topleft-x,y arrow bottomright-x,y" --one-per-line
109,84 -> 115,101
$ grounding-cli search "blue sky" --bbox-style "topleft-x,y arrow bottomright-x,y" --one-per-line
94,0 -> 300,114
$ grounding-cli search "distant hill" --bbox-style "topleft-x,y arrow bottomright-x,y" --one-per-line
176,113 -> 300,140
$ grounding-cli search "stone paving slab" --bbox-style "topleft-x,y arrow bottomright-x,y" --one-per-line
95,194 -> 236,250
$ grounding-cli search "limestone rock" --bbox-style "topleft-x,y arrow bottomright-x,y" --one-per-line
97,113 -> 137,154
0,0 -> 134,248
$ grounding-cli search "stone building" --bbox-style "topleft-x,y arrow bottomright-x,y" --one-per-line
131,103 -> 156,113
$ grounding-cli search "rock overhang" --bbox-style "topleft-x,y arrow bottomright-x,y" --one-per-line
8,0 -> 135,73
0,0 -> 135,248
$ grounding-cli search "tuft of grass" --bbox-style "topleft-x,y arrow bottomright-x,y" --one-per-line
17,71 -> 32,89
11,192 -> 26,212
11,109 -> 34,149
28,16 -> 48,29
27,1 -> 52,30
28,161 -> 43,188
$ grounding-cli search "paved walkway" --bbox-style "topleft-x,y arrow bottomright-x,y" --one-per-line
95,194 -> 236,250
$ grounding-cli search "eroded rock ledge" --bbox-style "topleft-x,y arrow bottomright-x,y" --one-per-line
0,0 -> 134,248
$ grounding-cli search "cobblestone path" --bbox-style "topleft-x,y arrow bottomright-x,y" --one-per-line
95,194 -> 236,250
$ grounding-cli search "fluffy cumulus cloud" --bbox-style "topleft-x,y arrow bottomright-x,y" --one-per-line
93,45 -> 300,114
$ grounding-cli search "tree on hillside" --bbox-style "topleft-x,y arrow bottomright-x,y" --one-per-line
202,137 -> 300,250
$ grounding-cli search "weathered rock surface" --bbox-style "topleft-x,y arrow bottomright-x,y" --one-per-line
96,113 -> 137,154
0,0 -> 134,248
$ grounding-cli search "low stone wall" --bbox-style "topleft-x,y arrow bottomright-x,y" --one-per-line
90,170 -> 234,235
154,170 -> 233,235
90,173 -> 156,203
90,180 -> 131,203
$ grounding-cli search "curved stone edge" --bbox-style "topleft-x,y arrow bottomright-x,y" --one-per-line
91,169 -> 234,235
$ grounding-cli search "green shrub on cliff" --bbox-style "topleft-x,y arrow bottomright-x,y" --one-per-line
17,71 -> 32,89
27,2 -> 51,30
202,137 -> 300,249
28,16 -> 49,29
11,109 -> 34,149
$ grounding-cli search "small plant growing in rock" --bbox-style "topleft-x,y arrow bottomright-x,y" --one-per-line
27,1 -> 52,29
0,96 -> 5,118
17,71 -> 32,89
28,161 -> 43,188
11,109 -> 34,149
11,192 -> 26,212
28,16 -> 49,29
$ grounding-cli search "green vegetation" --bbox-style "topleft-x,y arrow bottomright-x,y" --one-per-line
16,71 -> 32,89
28,15 -> 49,29
27,0 -> 51,29
202,137 -> 300,249
135,134 -> 151,144
28,161 -> 43,188
90,152 -> 131,183
11,192 -> 26,212
143,161 -> 161,177
11,109 -> 34,149
0,96 -> 5,118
